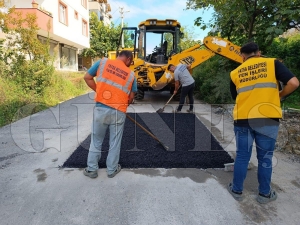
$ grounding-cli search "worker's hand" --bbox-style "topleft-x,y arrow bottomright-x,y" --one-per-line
128,92 -> 135,104
128,99 -> 134,104
173,90 -> 177,95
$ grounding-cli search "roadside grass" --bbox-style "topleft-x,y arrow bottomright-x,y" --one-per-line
1,69 -> 299,128
0,71 -> 88,127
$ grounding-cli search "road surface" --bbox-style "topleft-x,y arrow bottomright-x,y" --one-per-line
0,91 -> 299,225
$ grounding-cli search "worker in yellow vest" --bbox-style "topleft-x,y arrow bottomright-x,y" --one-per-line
83,50 -> 137,179
228,42 -> 299,203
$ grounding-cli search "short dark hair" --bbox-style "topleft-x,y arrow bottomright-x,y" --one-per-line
167,64 -> 174,70
240,42 -> 259,54
118,50 -> 133,59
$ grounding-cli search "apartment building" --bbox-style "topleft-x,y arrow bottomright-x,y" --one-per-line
1,0 -> 90,71
89,0 -> 112,26
78,0 -> 112,69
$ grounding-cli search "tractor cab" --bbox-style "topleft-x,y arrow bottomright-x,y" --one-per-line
116,19 -> 183,65
114,19 -> 184,100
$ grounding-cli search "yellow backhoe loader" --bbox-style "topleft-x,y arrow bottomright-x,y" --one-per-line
109,19 -> 243,100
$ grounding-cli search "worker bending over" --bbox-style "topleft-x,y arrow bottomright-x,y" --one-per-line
168,63 -> 195,113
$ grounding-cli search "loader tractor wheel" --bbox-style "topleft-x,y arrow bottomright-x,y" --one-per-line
134,89 -> 144,100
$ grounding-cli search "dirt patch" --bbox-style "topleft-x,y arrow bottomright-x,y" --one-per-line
277,110 -> 300,162
217,105 -> 300,162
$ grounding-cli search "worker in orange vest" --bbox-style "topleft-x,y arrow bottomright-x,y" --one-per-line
83,50 -> 137,179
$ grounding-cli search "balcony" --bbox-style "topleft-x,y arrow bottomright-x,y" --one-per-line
106,3 -> 111,12
89,1 -> 102,11
13,8 -> 53,34
89,0 -> 106,3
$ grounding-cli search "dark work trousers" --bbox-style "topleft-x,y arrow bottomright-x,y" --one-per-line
177,82 -> 195,111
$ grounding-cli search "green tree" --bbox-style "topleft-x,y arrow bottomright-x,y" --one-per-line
0,7 -> 54,94
82,12 -> 130,58
186,0 -> 300,50
266,33 -> 300,107
179,26 -> 201,50
163,26 -> 200,53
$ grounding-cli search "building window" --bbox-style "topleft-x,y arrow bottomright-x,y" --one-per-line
59,1 -> 68,25
74,11 -> 78,20
82,19 -> 88,36
60,44 -> 77,70
81,0 -> 87,8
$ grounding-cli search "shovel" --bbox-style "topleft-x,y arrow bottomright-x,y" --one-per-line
156,92 -> 176,113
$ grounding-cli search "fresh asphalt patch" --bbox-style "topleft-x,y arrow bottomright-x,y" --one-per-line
62,113 -> 234,169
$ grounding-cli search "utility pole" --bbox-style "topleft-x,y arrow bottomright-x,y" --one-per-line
119,7 -> 129,48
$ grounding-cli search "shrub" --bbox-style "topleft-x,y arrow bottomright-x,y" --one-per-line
193,55 -> 238,104
267,34 -> 300,107
193,34 -> 300,108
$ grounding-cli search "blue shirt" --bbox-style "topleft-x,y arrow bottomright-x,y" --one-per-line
88,59 -> 137,108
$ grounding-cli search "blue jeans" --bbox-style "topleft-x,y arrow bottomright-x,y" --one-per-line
232,125 -> 279,195
87,106 -> 126,175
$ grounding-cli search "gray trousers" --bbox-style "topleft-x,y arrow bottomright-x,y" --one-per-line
87,106 -> 126,175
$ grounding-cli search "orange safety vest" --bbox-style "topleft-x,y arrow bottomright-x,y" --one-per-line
95,58 -> 135,113
230,57 -> 282,120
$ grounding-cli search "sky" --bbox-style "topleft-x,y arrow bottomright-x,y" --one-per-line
108,0 -> 214,43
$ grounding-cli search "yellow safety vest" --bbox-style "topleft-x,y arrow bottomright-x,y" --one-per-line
95,58 -> 135,113
230,57 -> 282,120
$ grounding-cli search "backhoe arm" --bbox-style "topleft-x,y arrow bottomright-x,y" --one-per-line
151,36 -> 243,90
203,36 -> 243,64
151,47 -> 215,90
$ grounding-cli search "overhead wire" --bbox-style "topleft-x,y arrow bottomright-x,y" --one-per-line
108,0 -> 122,22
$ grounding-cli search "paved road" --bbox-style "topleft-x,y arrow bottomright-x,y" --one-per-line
0,91 -> 300,225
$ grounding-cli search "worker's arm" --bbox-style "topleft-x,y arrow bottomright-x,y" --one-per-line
128,76 -> 137,104
275,60 -> 299,99
230,79 -> 237,100
128,91 -> 135,104
173,80 -> 180,95
173,69 -> 180,95
84,73 -> 96,92
83,60 -> 101,92
279,77 -> 299,99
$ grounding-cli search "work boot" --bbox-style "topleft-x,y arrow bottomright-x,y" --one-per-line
227,183 -> 243,201
83,168 -> 98,179
256,190 -> 277,204
107,164 -> 121,178
186,109 -> 194,113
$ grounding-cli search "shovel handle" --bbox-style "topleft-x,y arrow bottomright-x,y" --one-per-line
164,93 -> 176,106
163,85 -> 181,107
126,114 -> 160,142
126,114 -> 169,151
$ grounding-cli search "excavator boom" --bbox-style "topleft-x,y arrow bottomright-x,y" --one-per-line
111,19 -> 244,100
203,36 -> 243,64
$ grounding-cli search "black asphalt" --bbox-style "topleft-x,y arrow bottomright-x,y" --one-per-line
62,113 -> 234,169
